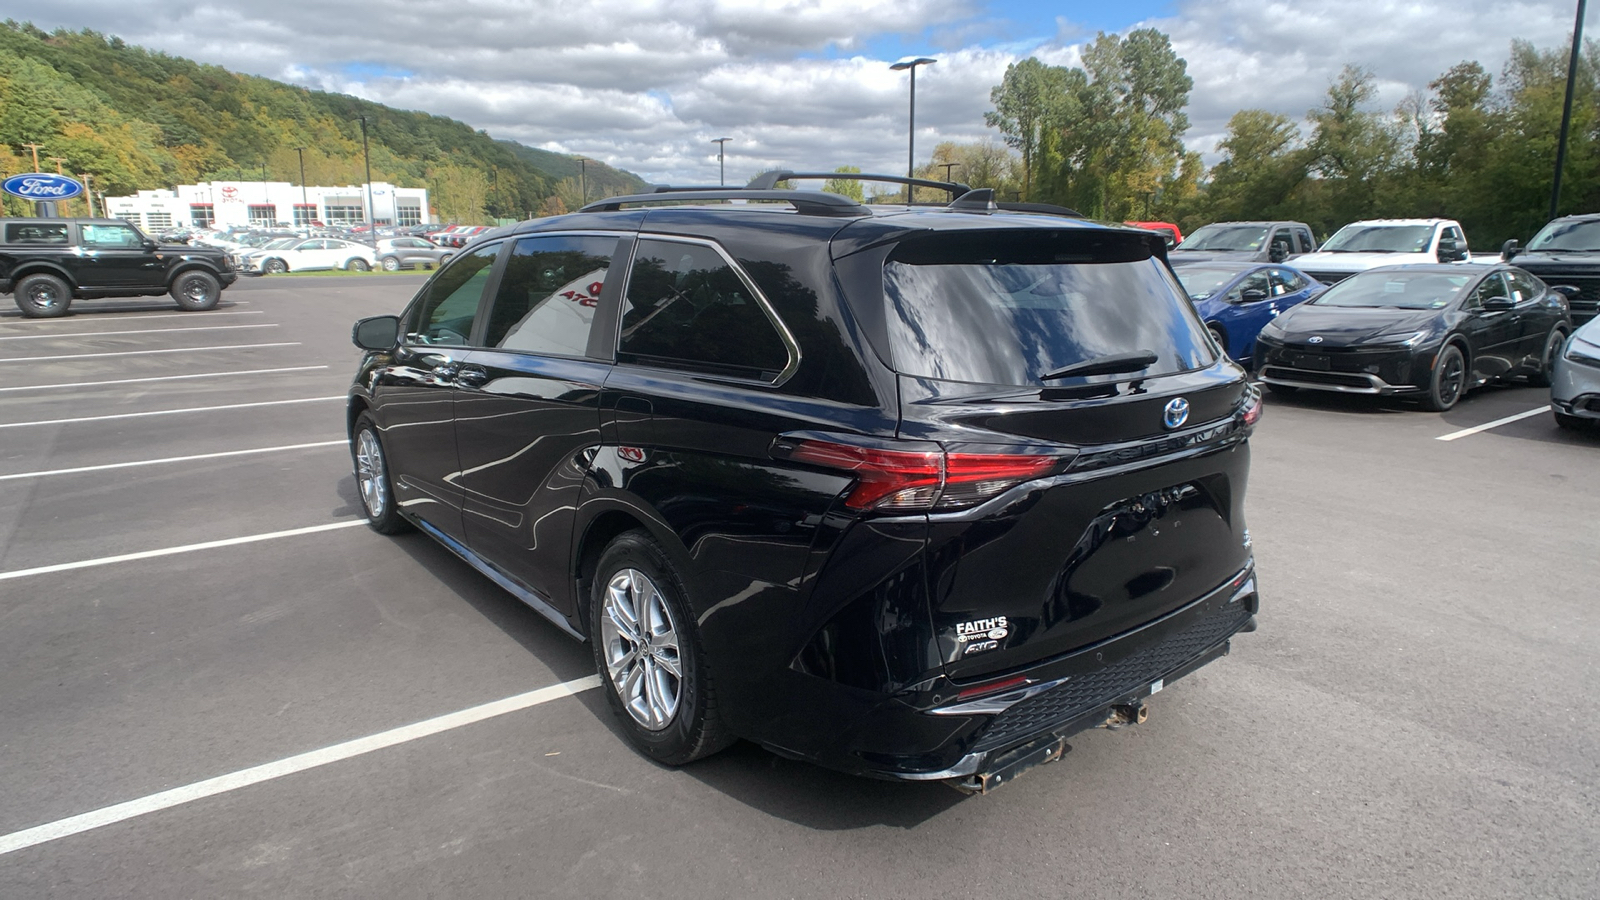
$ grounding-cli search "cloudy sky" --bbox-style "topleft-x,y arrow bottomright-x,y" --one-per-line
21,0 -> 1595,183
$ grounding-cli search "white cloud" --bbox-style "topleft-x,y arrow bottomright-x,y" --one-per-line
17,0 -> 1596,183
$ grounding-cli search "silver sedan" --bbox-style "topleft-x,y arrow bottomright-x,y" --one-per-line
1552,314 -> 1600,431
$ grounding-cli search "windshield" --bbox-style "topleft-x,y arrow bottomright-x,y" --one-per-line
1312,270 -> 1470,309
1174,267 -> 1241,301
1320,224 -> 1434,253
1178,224 -> 1269,252
882,231 -> 1215,386
1527,219 -> 1600,252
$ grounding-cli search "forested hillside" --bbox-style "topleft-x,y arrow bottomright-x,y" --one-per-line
0,21 -> 641,221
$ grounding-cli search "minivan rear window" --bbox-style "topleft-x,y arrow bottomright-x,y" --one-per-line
882,231 -> 1215,386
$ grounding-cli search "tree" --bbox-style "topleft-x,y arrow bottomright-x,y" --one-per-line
822,164 -> 865,201
985,58 -> 1071,200
1203,110 -> 1311,224
1306,66 -> 1402,226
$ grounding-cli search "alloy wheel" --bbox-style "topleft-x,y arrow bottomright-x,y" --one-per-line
600,568 -> 683,731
354,428 -> 388,518
1439,352 -> 1465,406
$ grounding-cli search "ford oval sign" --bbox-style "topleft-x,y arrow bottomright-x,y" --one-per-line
1163,397 -> 1190,430
3,173 -> 85,200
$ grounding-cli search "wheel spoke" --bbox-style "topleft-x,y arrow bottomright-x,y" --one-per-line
602,566 -> 683,732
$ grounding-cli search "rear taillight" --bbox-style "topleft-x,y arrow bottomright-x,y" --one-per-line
1240,387 -> 1263,428
776,435 -> 1069,512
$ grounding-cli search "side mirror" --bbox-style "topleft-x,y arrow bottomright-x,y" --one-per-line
1240,288 -> 1269,303
1550,284 -> 1580,300
143,240 -> 159,251
1268,242 -> 1288,263
1482,296 -> 1515,312
352,315 -> 401,350
1501,239 -> 1520,261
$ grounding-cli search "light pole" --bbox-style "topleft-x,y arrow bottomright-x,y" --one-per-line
295,147 -> 309,226
712,137 -> 731,186
890,56 -> 936,203
1549,0 -> 1589,221
938,162 -> 960,183
578,158 -> 592,205
357,115 -> 376,248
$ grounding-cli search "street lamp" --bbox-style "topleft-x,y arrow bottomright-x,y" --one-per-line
938,162 -> 960,183
357,115 -> 376,249
295,147 -> 309,226
1549,0 -> 1589,221
712,137 -> 731,186
890,56 -> 936,203
578,157 -> 593,205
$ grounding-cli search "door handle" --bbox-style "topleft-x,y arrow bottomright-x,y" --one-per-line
454,364 -> 490,389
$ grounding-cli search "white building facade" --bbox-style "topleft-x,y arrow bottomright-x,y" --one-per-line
104,182 -> 430,231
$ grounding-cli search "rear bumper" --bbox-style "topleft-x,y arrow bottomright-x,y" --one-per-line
774,565 -> 1259,784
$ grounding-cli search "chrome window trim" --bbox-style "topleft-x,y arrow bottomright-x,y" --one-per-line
612,233 -> 803,388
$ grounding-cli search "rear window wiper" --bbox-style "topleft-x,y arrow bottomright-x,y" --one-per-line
1039,350 -> 1158,381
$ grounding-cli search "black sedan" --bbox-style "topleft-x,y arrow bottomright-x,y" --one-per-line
1254,264 -> 1573,411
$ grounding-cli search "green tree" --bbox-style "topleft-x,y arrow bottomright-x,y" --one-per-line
822,164 -> 865,201
1203,110 -> 1311,224
1306,66 -> 1402,227
985,58 -> 1071,200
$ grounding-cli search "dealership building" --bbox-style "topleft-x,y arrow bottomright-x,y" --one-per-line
102,181 -> 430,232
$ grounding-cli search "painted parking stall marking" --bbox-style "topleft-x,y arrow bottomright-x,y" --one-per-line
0,366 -> 330,393
0,440 -> 346,481
0,675 -> 602,857
0,520 -> 366,582
1436,406 -> 1552,441
0,341 -> 300,363
0,310 -> 264,324
0,323 -> 279,341
0,395 -> 344,429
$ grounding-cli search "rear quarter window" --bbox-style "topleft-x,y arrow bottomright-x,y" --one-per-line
5,223 -> 69,245
882,230 -> 1216,386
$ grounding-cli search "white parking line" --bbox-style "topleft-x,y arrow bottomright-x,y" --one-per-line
1436,406 -> 1552,441
0,520 -> 366,582
0,310 -> 263,324
0,440 -> 346,481
0,324 -> 279,341
0,675 -> 602,856
0,395 -> 345,429
0,365 -> 330,393
0,342 -> 299,363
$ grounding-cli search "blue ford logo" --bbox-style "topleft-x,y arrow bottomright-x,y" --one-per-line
2,173 -> 85,200
1163,397 -> 1190,430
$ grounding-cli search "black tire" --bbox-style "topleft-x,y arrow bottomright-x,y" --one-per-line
170,270 -> 221,311
1422,344 -> 1468,412
1265,383 -> 1298,396
351,412 -> 411,534
346,258 -> 371,272
1206,323 -> 1228,357
263,258 -> 288,275
1554,409 -> 1587,432
590,531 -> 734,766
380,256 -> 401,272
14,273 -> 72,318
1526,327 -> 1566,388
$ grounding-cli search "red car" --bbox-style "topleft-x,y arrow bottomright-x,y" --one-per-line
1126,221 -> 1183,249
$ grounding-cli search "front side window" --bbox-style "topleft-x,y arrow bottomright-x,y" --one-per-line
1466,273 -> 1510,309
618,238 -> 790,378
407,243 -> 501,346
883,230 -> 1215,386
484,234 -> 618,357
1509,270 -> 1544,301
1269,268 -> 1308,294
80,223 -> 144,248
1227,271 -> 1271,303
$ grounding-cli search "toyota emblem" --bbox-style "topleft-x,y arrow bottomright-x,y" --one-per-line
1163,397 -> 1190,430
1308,336 -> 1324,344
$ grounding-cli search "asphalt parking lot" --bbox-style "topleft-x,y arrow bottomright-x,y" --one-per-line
1,275 -> 1596,899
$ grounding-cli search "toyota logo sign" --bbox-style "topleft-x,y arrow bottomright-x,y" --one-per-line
1163,397 -> 1190,430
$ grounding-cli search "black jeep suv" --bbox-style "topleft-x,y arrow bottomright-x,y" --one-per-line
347,174 -> 1263,791
0,217 -> 237,317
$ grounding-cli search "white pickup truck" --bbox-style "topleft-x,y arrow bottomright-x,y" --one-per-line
1290,218 -> 1472,286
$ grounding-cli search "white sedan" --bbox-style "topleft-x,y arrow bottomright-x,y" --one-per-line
244,239 -> 377,274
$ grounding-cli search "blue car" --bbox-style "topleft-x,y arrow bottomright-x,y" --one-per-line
1173,262 -> 1323,366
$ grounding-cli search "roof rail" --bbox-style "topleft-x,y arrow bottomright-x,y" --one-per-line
577,189 -> 868,218
746,170 -> 972,196
995,201 -> 1086,219
647,184 -> 726,193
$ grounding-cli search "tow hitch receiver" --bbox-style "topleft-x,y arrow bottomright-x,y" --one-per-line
949,736 -> 1071,794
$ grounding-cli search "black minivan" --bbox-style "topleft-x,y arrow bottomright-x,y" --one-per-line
347,176 -> 1262,792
